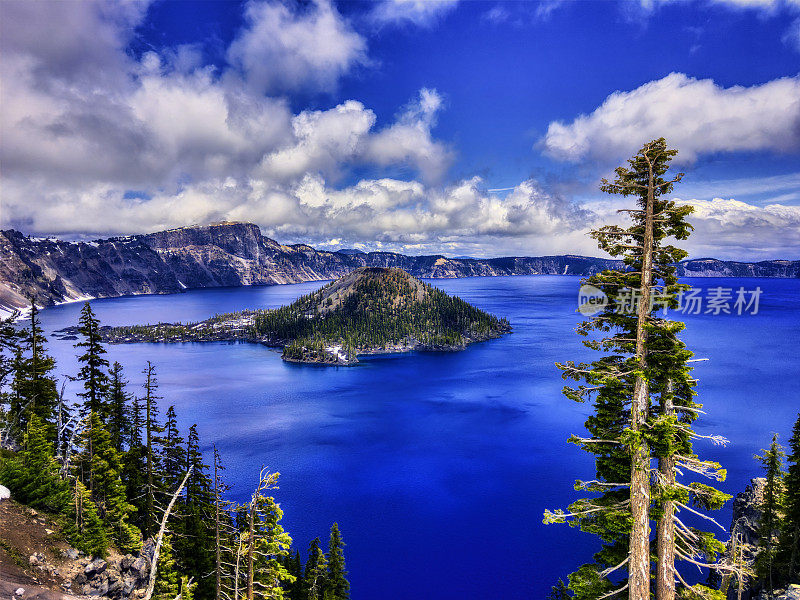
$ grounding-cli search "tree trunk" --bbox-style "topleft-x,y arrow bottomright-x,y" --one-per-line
656,383 -> 676,600
247,501 -> 255,600
146,388 -> 153,540
144,467 -> 192,600
214,451 -> 221,600
629,159 -> 656,600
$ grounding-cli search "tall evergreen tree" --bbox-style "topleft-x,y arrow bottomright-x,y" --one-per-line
0,312 -> 21,445
12,301 -> 59,440
107,362 -> 132,453
123,392 -> 148,533
547,579 -> 571,600
76,303 -> 110,418
303,538 -> 327,600
161,406 -> 185,491
285,551 -> 304,600
777,413 -> 800,584
755,434 -> 786,597
546,139 -> 731,600
243,469 -> 294,600
76,412 -> 142,553
324,523 -> 349,600
213,445 -> 234,600
178,424 -> 216,600
142,361 -> 163,540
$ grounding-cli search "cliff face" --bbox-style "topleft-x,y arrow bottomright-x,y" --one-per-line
1,222 -> 798,312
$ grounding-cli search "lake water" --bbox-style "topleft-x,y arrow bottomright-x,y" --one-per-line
35,276 -> 800,600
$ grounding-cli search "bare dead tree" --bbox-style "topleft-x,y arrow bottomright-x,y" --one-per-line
144,466 -> 193,600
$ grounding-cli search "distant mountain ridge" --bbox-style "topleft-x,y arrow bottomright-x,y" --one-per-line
1,222 -> 798,313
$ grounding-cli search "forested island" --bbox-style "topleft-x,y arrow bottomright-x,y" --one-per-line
57,267 -> 511,365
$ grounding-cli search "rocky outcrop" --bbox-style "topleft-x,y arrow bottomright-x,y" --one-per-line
2,222 -> 798,313
721,478 -> 799,600
724,478 -> 766,600
0,499 -> 150,600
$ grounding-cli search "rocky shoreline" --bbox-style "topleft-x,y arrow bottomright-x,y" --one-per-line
53,324 -> 509,366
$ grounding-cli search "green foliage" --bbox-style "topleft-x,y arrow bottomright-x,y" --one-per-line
777,413 -> 800,584
154,535 -> 181,600
11,302 -> 58,440
76,303 -> 110,418
547,578 -> 571,600
107,362 -> 132,453
247,472 -> 295,600
304,538 -> 328,600
0,415 -> 108,556
176,424 -> 216,600
76,412 -> 141,553
755,434 -> 787,594
548,139 -> 730,596
324,523 -> 349,600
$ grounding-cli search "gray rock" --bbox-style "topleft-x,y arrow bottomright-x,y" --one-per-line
130,556 -> 148,578
84,558 -> 107,577
0,485 -> 10,501
86,579 -> 108,597
14,588 -> 24,597
120,555 -> 135,571
61,548 -> 79,560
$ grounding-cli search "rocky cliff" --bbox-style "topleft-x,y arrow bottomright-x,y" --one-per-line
2,222 -> 798,313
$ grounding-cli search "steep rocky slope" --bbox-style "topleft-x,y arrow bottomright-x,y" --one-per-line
2,222 -> 797,313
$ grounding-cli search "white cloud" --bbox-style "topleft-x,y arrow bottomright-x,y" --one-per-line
363,89 -> 452,183
542,73 -> 800,163
369,0 -> 459,27
226,0 -> 368,94
259,89 -> 451,183
677,197 -> 800,258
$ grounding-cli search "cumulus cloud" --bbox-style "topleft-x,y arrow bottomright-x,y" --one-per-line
677,198 -> 800,259
1,0 -> 798,261
1,173 -> 593,255
259,89 -> 451,183
226,0 -> 368,94
369,0 -> 459,27
542,73 -> 800,163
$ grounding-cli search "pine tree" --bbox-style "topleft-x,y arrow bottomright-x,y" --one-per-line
68,479 -> 109,558
548,579 -> 571,600
142,361 -> 164,540
304,538 -> 327,600
123,392 -> 148,533
0,414 -> 107,556
546,139 -> 731,600
324,524 -> 348,600
77,412 -> 141,553
107,362 -> 132,453
161,406 -> 185,491
243,469 -> 294,600
0,312 -> 21,446
12,301 -> 59,440
285,551 -> 304,600
755,434 -> 786,597
154,535 -> 182,600
76,303 -> 110,418
178,424 -> 216,600
777,413 -> 800,584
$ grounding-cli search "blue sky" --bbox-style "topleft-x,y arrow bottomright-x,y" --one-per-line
1,0 -> 799,260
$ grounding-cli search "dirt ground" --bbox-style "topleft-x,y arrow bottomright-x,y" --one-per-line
0,499 -> 82,599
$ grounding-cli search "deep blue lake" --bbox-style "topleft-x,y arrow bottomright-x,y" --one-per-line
35,276 -> 799,599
